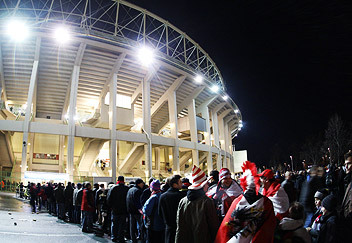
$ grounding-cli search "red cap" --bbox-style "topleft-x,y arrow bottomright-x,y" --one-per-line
258,169 -> 274,180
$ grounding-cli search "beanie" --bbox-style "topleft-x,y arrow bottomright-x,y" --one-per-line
322,195 -> 337,212
150,179 -> 160,191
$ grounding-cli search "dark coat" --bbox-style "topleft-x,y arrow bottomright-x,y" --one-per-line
54,186 -> 65,203
159,187 -> 185,229
126,185 -> 143,214
140,187 -> 152,206
64,185 -> 74,206
316,212 -> 337,243
299,176 -> 324,213
107,183 -> 129,215
281,179 -> 297,203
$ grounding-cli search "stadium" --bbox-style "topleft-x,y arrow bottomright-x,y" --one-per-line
0,0 -> 242,183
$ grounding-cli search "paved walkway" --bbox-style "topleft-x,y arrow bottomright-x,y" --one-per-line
0,192 -> 113,243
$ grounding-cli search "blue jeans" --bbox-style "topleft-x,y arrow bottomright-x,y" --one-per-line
111,213 -> 127,242
129,214 -> 143,243
82,211 -> 94,232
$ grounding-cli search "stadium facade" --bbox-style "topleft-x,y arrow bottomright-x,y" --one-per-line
0,0 -> 243,182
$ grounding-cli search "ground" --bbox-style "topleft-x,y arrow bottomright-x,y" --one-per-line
0,192 -> 114,243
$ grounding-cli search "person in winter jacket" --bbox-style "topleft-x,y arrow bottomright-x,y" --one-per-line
54,183 -> 65,219
314,195 -> 338,243
126,178 -> 145,243
176,165 -> 219,243
81,183 -> 95,233
259,169 -> 289,220
206,168 -> 243,220
64,182 -> 74,222
281,171 -> 297,203
143,179 -> 165,243
29,183 -> 37,213
276,202 -> 311,243
107,176 -> 129,243
158,175 -> 184,243
215,161 -> 277,243
73,183 -> 83,224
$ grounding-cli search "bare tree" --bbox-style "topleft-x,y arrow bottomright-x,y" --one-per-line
300,135 -> 323,165
325,114 -> 352,166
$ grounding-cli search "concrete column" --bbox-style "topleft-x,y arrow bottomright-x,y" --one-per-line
142,75 -> 152,178
28,134 -> 35,171
58,135 -> 65,173
168,91 -> 180,173
199,106 -> 213,174
211,110 -> 221,170
21,37 -> 41,180
109,73 -> 117,182
224,122 -> 229,168
188,99 -> 199,166
67,65 -> 80,181
155,147 -> 160,172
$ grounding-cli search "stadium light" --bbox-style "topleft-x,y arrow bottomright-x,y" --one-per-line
6,20 -> 29,42
53,26 -> 71,44
234,109 -> 239,114
239,123 -> 243,128
195,75 -> 203,84
222,95 -> 228,100
138,46 -> 154,66
210,85 -> 219,93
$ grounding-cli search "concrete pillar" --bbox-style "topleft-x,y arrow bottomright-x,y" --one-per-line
59,135 -> 65,173
211,110 -> 221,170
188,99 -> 199,166
142,75 -> 152,178
28,134 -> 35,171
109,73 -> 117,182
21,37 -> 41,180
168,91 -> 180,173
155,147 -> 160,172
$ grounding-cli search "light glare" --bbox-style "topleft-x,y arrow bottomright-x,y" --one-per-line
195,75 -> 203,83
7,20 -> 29,42
138,47 -> 154,66
54,26 -> 70,44
234,109 -> 239,113
222,95 -> 228,100
210,85 -> 219,93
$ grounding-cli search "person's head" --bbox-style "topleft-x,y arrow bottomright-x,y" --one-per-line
188,165 -> 211,191
321,194 -> 337,215
314,189 -> 328,208
86,183 -> 92,190
99,184 -> 104,189
76,183 -> 82,189
219,168 -> 232,187
93,183 -> 99,189
148,177 -> 155,186
67,182 -> 71,187
258,169 -> 275,189
150,179 -> 161,191
209,170 -> 219,182
169,175 -> 182,189
135,178 -> 145,189
117,176 -> 125,183
181,178 -> 191,189
344,151 -> 352,173
289,202 -> 305,220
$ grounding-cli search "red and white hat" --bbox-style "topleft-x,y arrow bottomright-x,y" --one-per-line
219,168 -> 231,181
188,165 -> 212,190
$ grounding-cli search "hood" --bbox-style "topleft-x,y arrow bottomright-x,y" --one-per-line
187,189 -> 205,201
279,218 -> 304,231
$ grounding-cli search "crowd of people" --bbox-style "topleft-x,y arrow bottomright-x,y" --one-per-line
19,151 -> 352,243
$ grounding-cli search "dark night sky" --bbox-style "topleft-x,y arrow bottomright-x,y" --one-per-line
128,0 -> 352,165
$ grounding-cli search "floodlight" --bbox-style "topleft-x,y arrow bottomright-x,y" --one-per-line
6,20 -> 29,42
234,134 -> 238,137
222,95 -> 228,100
234,109 -> 239,114
195,75 -> 203,83
239,123 -> 243,128
138,46 -> 154,66
54,26 -> 70,44
210,85 -> 219,93
238,127 -> 242,131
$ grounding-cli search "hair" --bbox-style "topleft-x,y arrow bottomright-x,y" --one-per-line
289,202 -> 305,220
169,175 -> 182,187
148,177 -> 155,185
210,170 -> 219,182
85,182 -> 91,188
117,176 -> 124,182
135,178 -> 144,185
99,184 -> 104,188
344,151 -> 352,160
76,183 -> 82,189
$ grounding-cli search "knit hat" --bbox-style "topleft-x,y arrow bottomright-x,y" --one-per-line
258,169 -> 274,180
188,165 -> 212,190
322,194 -> 337,212
219,168 -> 231,181
150,179 -> 160,191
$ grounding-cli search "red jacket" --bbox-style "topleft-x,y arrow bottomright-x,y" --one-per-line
81,189 -> 95,212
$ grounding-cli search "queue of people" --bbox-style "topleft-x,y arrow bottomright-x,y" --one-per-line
19,150 -> 352,243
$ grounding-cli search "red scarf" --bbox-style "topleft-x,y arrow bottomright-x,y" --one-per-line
262,180 -> 281,197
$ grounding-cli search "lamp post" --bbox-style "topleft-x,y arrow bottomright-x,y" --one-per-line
290,155 -> 293,171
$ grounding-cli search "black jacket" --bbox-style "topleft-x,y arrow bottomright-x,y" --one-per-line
64,185 -> 74,206
107,183 -> 129,214
316,212 -> 337,243
126,185 -> 143,214
140,187 -> 152,206
54,186 -> 65,203
158,187 -> 185,229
